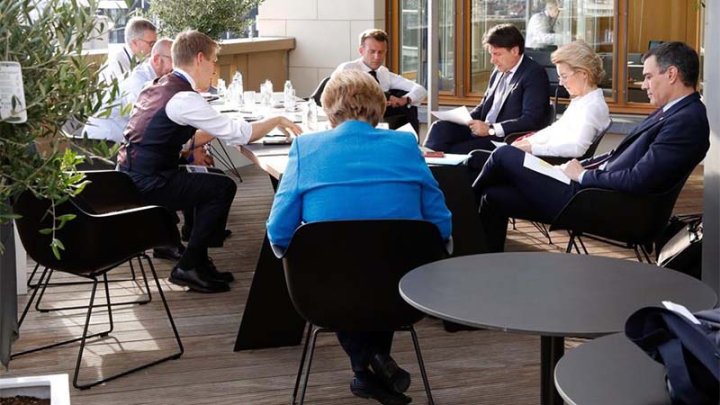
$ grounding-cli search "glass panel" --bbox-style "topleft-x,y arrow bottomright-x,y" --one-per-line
626,0 -> 703,103
398,0 -> 456,93
574,0 -> 615,99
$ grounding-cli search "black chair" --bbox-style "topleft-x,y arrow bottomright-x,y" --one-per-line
548,175 -> 690,262
280,220 -> 448,405
525,48 -> 570,121
12,183 -> 184,389
25,171 -> 154,313
308,76 -> 330,106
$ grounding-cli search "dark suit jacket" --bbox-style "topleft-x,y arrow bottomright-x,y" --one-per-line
581,92 -> 709,194
470,55 -> 551,134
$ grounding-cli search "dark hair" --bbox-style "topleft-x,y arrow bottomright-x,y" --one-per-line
643,41 -> 699,88
482,24 -> 525,55
359,29 -> 388,46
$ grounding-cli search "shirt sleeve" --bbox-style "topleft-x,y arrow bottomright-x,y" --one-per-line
166,91 -> 253,145
385,70 -> 427,106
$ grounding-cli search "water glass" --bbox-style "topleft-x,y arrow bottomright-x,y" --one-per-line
244,91 -> 256,107
284,88 -> 296,112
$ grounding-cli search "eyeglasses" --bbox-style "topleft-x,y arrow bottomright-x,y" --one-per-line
137,38 -> 156,48
159,55 -> 172,60
558,71 -> 576,83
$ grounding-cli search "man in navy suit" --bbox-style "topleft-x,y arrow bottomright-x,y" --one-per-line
474,41 -> 710,252
424,24 -> 551,154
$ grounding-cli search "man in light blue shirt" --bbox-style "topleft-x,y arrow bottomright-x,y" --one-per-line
83,38 -> 174,144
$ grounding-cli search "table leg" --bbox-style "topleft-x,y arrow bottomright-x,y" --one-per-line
540,335 -> 564,405
233,175 -> 306,351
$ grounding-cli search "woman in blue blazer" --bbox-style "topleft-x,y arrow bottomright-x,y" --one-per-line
267,69 -> 452,404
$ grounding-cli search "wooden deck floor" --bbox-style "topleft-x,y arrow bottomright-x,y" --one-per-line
3,165 -> 703,404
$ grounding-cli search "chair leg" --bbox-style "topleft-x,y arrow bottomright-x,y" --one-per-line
640,245 -> 654,263
577,236 -> 589,255
74,254 -> 184,389
409,327 -> 435,405
565,232 -> 575,254
26,262 -> 42,289
298,327 -> 322,405
292,322 -> 312,405
18,266 -> 51,327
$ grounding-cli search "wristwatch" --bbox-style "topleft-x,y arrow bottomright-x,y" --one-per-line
488,127 -> 496,136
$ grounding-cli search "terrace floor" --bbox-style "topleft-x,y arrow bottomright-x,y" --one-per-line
2,163 -> 704,404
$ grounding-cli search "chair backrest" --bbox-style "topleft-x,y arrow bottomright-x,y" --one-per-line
281,220 -> 447,331
309,76 -> 331,106
550,173 -> 691,245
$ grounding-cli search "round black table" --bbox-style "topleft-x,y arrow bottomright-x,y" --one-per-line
555,333 -> 671,405
399,252 -> 716,405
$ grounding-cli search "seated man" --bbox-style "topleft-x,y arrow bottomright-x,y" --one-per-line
424,24 -> 550,154
473,41 -> 710,252
100,17 -> 157,84
117,30 -> 301,293
267,70 -> 451,405
525,0 -> 565,50
83,38 -> 174,144
334,28 -> 427,134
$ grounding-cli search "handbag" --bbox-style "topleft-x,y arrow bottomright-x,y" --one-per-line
625,306 -> 720,404
655,214 -> 703,279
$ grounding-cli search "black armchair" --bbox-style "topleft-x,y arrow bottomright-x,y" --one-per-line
12,182 -> 184,389
280,220 -> 448,404
548,176 -> 689,262
307,76 -> 330,106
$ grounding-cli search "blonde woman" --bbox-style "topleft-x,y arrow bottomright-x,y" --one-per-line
513,41 -> 610,157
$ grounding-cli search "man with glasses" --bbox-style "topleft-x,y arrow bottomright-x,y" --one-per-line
84,39 -> 174,144
100,17 -> 158,84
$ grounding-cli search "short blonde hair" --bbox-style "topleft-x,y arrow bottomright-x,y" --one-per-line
322,70 -> 386,127
551,41 -> 605,86
172,30 -> 219,68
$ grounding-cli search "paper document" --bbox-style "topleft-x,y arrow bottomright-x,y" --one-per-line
431,106 -> 472,126
395,122 -> 419,142
522,153 -> 571,184
662,301 -> 701,324
425,153 -> 467,166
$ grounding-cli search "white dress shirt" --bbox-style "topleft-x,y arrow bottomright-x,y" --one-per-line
165,68 -> 253,146
528,88 -> 609,157
84,62 -> 157,143
526,11 -> 565,49
334,58 -> 427,106
99,46 -> 133,84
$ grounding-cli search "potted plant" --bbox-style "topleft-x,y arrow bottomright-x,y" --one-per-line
149,0 -> 264,40
0,0 -> 119,370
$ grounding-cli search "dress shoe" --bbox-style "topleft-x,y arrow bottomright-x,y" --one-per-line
200,257 -> 235,283
168,266 -> 229,293
350,373 -> 412,405
153,244 -> 185,261
370,353 -> 411,394
181,227 -> 232,243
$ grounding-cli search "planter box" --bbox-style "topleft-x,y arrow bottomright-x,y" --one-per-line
0,374 -> 70,405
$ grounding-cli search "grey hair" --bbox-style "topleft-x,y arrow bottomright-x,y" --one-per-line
124,17 -> 156,45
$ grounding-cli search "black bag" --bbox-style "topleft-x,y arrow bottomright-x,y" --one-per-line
655,214 -> 702,280
625,306 -> 720,404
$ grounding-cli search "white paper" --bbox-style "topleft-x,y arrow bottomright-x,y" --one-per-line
0,61 -> 28,124
395,122 -> 418,142
522,153 -> 571,184
425,153 -> 467,166
662,300 -> 701,324
431,106 -> 472,126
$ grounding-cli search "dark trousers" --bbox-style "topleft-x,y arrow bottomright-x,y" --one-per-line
384,105 -> 420,135
473,146 -> 579,251
336,331 -> 394,373
424,121 -> 496,154
137,170 -> 237,251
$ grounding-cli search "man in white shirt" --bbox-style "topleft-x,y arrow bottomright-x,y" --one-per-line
100,17 -> 157,84
335,29 -> 426,133
526,0 -> 564,50
84,38 -> 174,144
117,30 -> 301,294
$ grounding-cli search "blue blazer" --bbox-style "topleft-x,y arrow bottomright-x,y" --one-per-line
470,55 -> 551,134
581,92 -> 709,193
266,120 -> 453,248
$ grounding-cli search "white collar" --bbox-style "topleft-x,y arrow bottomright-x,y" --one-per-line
172,67 -> 197,90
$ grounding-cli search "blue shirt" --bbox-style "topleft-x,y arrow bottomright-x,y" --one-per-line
267,120 -> 452,248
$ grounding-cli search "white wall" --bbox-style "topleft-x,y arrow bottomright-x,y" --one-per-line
257,0 -> 386,97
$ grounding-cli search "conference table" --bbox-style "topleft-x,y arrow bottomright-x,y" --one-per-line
229,114 -> 486,351
554,333 -> 672,405
398,252 -> 716,405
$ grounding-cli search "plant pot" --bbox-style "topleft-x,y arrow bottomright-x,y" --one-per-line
0,374 -> 71,405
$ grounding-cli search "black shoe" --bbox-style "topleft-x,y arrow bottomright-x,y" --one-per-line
168,266 -> 230,293
181,228 -> 232,243
350,373 -> 412,405
200,257 -> 235,283
153,244 -> 185,261
370,353 -> 411,394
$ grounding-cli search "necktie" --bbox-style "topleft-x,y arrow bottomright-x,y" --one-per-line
368,70 -> 379,83
485,72 -> 509,124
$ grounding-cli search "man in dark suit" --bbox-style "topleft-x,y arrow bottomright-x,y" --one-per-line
424,24 -> 551,154
473,41 -> 710,252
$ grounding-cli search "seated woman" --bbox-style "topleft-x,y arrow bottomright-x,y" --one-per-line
266,70 -> 452,405
512,40 -> 610,158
